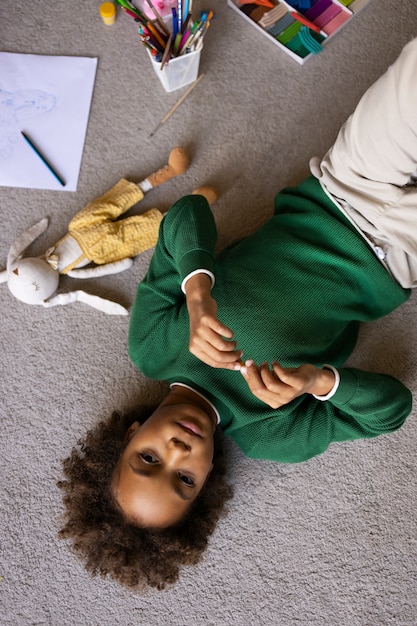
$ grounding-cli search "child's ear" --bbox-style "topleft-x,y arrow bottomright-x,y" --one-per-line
125,421 -> 141,441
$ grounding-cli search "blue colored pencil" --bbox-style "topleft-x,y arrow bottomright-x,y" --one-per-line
21,131 -> 65,187
172,7 -> 178,38
183,0 -> 189,24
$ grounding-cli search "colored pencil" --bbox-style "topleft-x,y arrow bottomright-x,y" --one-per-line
21,131 -> 65,187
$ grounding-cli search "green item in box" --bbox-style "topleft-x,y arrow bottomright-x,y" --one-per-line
277,21 -> 302,45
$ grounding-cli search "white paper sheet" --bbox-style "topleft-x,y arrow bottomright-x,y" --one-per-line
0,52 -> 98,191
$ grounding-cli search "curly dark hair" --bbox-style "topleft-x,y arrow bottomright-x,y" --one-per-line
57,405 -> 233,590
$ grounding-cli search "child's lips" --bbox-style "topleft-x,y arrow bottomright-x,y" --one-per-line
177,421 -> 203,437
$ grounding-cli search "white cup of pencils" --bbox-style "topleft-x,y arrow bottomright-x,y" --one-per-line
137,1 -> 213,92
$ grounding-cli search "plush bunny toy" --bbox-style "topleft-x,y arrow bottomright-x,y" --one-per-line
0,147 -> 190,315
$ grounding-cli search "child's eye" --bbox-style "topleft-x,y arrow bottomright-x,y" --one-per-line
140,452 -> 159,464
178,473 -> 195,486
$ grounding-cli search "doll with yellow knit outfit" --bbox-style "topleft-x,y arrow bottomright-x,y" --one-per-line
1,146 -> 217,315
50,147 -> 190,276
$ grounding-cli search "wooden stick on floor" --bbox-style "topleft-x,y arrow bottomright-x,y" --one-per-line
150,72 -> 206,136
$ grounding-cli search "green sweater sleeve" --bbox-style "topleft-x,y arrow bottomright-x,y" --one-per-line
157,194 -> 216,281
232,367 -> 412,463
328,367 -> 412,440
128,195 -> 217,377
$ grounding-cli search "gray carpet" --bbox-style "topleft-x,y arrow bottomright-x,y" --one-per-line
1,1 -> 417,624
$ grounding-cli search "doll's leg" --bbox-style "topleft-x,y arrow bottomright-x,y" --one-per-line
138,147 -> 190,192
160,186 -> 218,216
69,147 -> 190,230
95,187 -> 218,264
69,179 -> 144,231
192,186 -> 218,205
84,210 -> 164,265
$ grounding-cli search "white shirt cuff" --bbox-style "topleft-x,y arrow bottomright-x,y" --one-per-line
181,269 -> 215,294
312,364 -> 340,401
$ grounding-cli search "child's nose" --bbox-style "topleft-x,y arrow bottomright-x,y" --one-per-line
169,438 -> 191,453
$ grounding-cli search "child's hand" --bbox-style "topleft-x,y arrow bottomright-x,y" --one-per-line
240,361 -> 335,409
185,273 -> 242,369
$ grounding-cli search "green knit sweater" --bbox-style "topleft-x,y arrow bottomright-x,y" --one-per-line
128,177 -> 412,463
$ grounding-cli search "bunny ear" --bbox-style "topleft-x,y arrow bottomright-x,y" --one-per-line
7,217 -> 49,271
43,290 -> 129,315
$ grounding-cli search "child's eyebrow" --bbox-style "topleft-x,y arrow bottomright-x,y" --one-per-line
129,465 -> 193,501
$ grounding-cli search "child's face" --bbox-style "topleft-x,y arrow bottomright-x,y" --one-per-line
112,400 -> 216,528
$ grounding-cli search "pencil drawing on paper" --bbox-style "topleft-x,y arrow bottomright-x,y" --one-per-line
0,88 -> 56,158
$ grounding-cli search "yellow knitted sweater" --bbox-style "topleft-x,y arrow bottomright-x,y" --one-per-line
56,178 -> 163,273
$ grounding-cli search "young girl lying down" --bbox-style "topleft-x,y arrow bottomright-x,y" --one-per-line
59,38 -> 417,589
